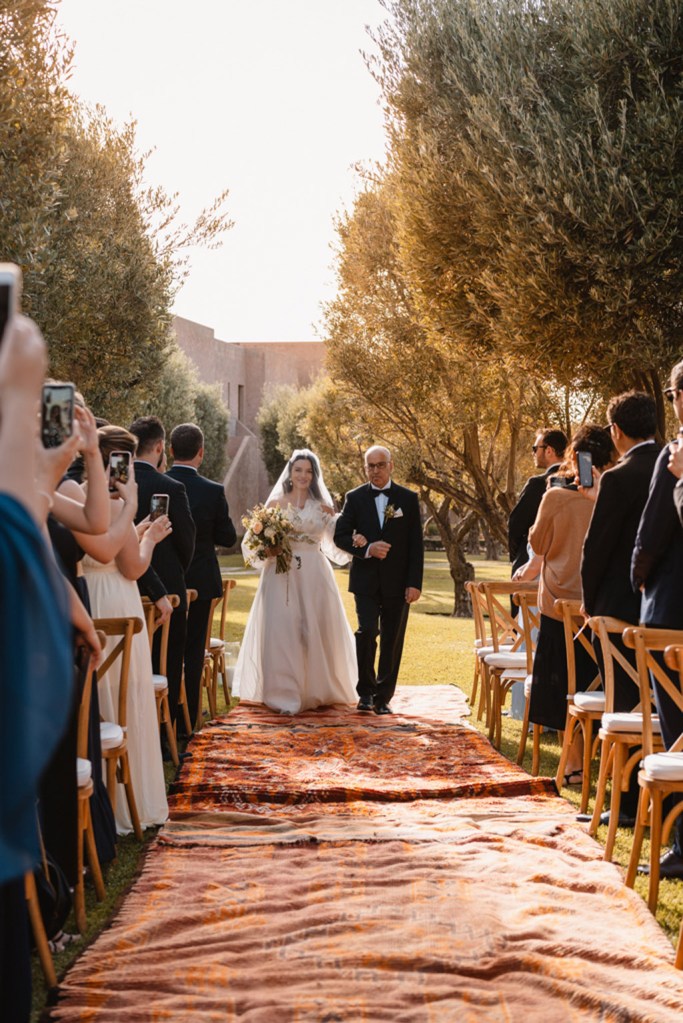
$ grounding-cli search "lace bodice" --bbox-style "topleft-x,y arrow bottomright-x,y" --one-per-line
284,499 -> 333,543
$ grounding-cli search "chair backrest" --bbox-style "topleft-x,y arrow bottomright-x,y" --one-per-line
479,580 -> 538,653
664,645 -> 683,753
623,627 -> 683,756
93,616 -> 143,729
513,590 -> 540,674
465,580 -> 487,646
76,631 -> 106,761
555,599 -> 600,697
587,616 -> 640,712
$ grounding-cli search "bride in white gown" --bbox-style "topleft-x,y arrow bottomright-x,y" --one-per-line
232,450 -> 359,713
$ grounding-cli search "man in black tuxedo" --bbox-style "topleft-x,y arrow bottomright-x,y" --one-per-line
334,445 -> 423,714
167,423 -> 236,731
632,359 -> 683,877
508,428 -> 567,576
129,416 -> 195,728
580,391 -> 660,824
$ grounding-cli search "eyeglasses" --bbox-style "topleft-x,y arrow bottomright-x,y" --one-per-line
665,387 -> 680,403
366,461 -> 388,471
532,445 -> 547,453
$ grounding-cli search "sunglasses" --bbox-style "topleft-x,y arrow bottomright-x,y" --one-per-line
532,444 -> 547,453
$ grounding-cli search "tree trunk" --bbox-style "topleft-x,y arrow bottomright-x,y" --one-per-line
421,492 -> 475,616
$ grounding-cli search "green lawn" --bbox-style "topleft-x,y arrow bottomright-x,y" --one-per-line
30,553 -> 682,1018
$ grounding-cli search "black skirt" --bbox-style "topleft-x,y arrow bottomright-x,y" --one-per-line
529,613 -> 596,731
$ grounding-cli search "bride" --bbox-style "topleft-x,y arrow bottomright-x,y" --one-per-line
232,449 -> 359,713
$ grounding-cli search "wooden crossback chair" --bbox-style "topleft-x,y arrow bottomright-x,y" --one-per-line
587,616 -> 665,862
93,616 -> 144,841
141,594 -> 181,766
176,588 -> 197,738
206,577 -> 238,708
624,629 -> 683,911
554,600 -> 602,813
478,580 -> 538,749
514,590 -> 541,775
465,580 -> 495,724
74,635 -> 107,932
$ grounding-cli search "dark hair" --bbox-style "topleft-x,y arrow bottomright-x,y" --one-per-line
97,424 -> 138,466
671,359 -> 683,393
570,423 -> 615,470
539,428 -> 568,457
284,449 -> 323,501
129,415 -> 165,455
170,423 -> 203,461
607,391 -> 656,440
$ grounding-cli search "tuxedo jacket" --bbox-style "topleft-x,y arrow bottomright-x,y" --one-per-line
334,481 -> 424,598
581,442 -> 660,622
632,444 -> 683,628
675,479 -> 683,530
508,464 -> 559,573
166,465 -> 236,601
134,461 -> 196,610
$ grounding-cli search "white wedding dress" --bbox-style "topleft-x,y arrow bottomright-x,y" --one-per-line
83,555 -> 168,834
232,500 -> 358,713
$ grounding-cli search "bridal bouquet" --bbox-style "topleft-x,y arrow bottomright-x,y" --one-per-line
242,504 -> 296,574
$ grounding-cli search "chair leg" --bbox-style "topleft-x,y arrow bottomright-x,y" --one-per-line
555,713 -> 575,790
579,717 -> 594,815
178,677 -> 193,736
648,789 -> 664,914
471,659 -> 480,719
626,785 -> 648,888
603,742 -> 625,862
588,738 -> 612,837
531,725 -> 541,777
105,756 -> 117,814
676,916 -> 683,970
120,753 -> 143,841
517,690 -> 531,766
74,796 -> 87,933
25,872 -> 57,989
488,673 -> 499,745
84,800 -> 106,901
163,696 -> 179,767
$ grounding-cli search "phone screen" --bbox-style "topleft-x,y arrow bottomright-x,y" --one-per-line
0,264 -> 20,347
0,282 -> 11,345
150,493 -> 169,521
577,450 -> 593,488
108,451 -> 131,492
41,383 -> 75,448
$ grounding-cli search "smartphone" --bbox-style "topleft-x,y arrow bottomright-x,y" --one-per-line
108,451 -> 131,493
149,493 -> 169,521
577,449 -> 593,488
0,263 -> 21,346
549,475 -> 570,488
41,382 -> 75,448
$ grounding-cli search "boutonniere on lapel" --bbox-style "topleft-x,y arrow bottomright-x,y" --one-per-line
384,504 -> 403,522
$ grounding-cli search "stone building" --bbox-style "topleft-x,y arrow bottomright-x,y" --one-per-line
173,316 -> 325,530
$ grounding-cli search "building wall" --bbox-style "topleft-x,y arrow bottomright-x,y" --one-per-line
173,316 -> 326,531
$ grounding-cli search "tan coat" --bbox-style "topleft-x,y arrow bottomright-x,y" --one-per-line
529,486 -> 594,620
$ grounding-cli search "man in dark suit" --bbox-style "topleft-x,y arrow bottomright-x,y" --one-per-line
632,360 -> 683,876
167,423 -> 236,731
334,445 -> 424,714
580,391 -> 660,824
129,416 -> 196,728
508,428 -> 567,575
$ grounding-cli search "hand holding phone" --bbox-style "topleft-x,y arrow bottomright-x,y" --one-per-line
576,450 -> 594,489
149,493 -> 169,521
108,451 -> 131,493
41,382 -> 75,448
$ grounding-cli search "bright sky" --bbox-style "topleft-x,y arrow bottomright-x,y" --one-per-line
56,0 -> 388,342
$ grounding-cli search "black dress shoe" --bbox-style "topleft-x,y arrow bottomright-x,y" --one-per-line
599,809 -> 636,829
357,698 -> 374,712
374,703 -> 393,715
637,848 -> 683,879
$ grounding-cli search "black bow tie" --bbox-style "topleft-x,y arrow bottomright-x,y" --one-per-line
373,487 -> 391,496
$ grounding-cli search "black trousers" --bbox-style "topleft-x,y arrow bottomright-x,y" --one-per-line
354,591 -> 410,705
182,597 -> 212,735
152,605 -> 186,726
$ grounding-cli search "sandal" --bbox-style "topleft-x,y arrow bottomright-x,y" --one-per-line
48,930 -> 79,954
563,770 -> 583,787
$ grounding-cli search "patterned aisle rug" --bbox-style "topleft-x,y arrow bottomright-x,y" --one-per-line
51,684 -> 683,1021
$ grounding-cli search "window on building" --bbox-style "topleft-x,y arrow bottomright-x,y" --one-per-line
238,384 -> 245,422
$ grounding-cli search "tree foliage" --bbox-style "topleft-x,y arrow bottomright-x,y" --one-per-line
256,383 -> 309,484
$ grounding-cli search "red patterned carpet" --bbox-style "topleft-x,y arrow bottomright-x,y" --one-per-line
51,685 -> 683,1022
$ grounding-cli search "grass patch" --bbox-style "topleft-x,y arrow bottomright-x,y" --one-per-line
30,553 -> 681,1016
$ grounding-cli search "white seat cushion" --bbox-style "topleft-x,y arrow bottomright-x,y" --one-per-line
601,712 -> 661,734
573,692 -> 606,712
77,757 -> 92,787
523,674 -> 533,698
476,643 -> 514,660
484,651 -> 528,670
152,673 -> 168,691
100,721 -> 124,749
643,752 -> 683,781
209,637 -> 224,650
501,668 -> 528,681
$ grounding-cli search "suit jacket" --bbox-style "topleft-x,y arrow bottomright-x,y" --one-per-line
508,464 -> 559,573
166,465 -> 236,601
581,442 -> 660,621
134,460 -> 196,610
675,479 -> 683,530
632,444 -> 683,628
334,481 -> 424,598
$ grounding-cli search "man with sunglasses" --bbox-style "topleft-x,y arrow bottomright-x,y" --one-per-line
508,428 -> 567,578
632,359 -> 683,877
